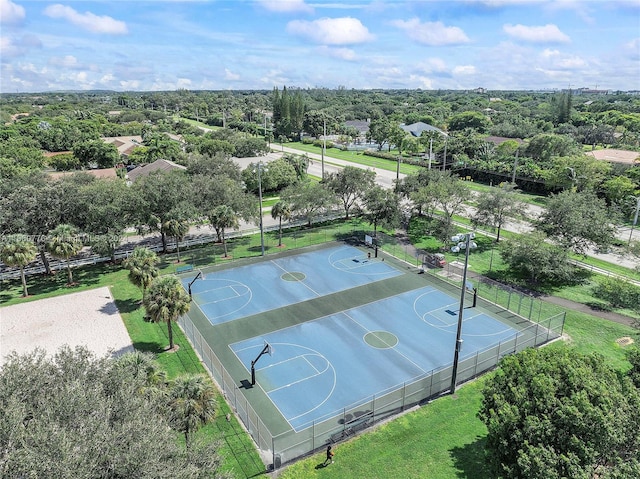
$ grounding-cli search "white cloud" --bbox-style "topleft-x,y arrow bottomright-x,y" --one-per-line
119,80 -> 141,89
317,45 -> 357,61
43,4 -> 128,35
100,73 -> 115,83
256,0 -> 313,14
453,65 -> 476,75
0,34 -> 42,58
407,74 -> 434,89
540,49 -> 585,69
623,38 -> 640,60
503,23 -> 570,43
260,69 -> 291,85
176,78 -> 192,88
390,18 -> 470,46
225,68 -> 240,80
49,55 -> 80,69
287,17 -> 374,45
0,0 -> 25,25
415,58 -> 448,74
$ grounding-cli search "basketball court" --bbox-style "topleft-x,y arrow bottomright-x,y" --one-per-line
179,243 -> 524,434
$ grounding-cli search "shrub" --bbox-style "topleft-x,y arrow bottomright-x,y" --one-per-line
592,277 -> 640,312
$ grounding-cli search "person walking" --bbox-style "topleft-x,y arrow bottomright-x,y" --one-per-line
323,445 -> 334,465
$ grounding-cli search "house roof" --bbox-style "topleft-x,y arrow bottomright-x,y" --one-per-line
344,120 -> 371,135
126,159 -> 187,182
48,168 -> 118,180
102,135 -> 144,157
400,122 -> 447,137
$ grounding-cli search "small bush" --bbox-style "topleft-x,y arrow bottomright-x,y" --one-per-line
592,277 -> 640,312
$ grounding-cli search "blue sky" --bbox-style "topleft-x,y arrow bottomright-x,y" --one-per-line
1,0 -> 639,93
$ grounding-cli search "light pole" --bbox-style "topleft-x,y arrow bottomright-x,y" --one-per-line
255,162 -> 267,256
629,195 -> 640,246
450,232 -> 477,394
321,119 -> 326,180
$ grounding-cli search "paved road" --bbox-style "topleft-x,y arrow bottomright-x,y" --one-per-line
272,145 -> 639,271
2,146 -> 638,278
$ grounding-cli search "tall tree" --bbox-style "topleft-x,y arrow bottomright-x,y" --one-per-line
367,118 -> 392,151
271,200 -> 292,247
478,346 -> 640,479
72,139 -> 120,168
134,171 -> 193,253
143,275 -> 191,351
499,231 -> 573,283
45,224 -> 83,285
324,166 -> 376,219
208,205 -> 239,258
410,172 -> 471,244
0,234 -> 37,297
168,375 -> 217,449
123,247 -> 160,297
536,190 -> 617,255
163,215 -> 191,263
363,186 -> 401,235
471,183 -> 527,242
281,181 -> 337,227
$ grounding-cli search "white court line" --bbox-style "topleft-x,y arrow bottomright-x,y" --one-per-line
270,260 -> 322,296
328,247 -> 395,276
303,354 -> 321,374
230,341 -> 338,427
458,312 -> 517,337
343,311 -> 428,374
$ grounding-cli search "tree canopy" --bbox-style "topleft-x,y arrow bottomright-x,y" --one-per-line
0,346 -> 229,479
478,346 -> 640,479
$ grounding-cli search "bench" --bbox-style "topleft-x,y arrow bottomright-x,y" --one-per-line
176,264 -> 194,274
329,412 -> 374,443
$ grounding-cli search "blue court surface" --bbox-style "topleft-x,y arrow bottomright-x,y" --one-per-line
184,245 -> 401,325
230,285 -> 520,432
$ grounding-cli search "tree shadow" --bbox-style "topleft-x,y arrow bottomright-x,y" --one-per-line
132,341 -> 166,354
449,435 -> 495,479
114,298 -> 142,314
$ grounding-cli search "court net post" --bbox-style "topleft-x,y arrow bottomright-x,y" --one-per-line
187,270 -> 203,300
251,342 -> 272,385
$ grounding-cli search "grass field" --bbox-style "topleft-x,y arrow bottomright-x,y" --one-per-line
1,219 -> 638,479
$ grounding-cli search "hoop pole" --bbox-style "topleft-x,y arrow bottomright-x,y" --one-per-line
251,343 -> 271,385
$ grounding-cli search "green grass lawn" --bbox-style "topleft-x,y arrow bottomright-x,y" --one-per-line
284,141 -> 422,175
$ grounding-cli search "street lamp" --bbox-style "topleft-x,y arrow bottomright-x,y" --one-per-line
450,232 -> 477,394
321,119 -> 326,180
255,162 -> 267,256
628,195 -> 640,246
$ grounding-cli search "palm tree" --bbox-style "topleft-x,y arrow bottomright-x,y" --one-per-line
117,351 -> 168,401
143,275 -> 190,351
0,234 -> 38,297
163,218 -> 190,263
123,247 -> 160,297
168,375 -> 217,449
45,224 -> 83,285
271,200 -> 292,247
208,205 -> 239,258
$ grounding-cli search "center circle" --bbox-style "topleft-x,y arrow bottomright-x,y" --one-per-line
364,331 -> 398,349
281,271 -> 306,282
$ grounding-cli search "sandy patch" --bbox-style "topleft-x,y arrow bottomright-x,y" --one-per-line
586,149 -> 640,164
0,287 -> 134,366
